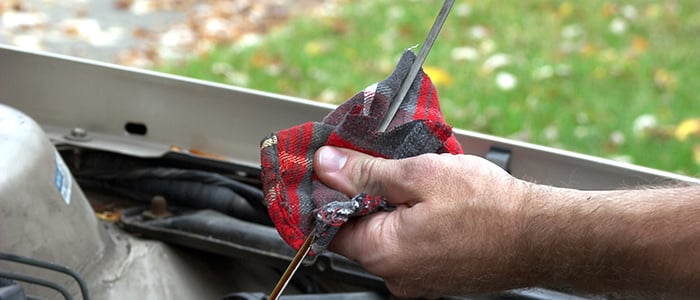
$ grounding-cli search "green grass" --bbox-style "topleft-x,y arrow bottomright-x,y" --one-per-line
158,0 -> 700,177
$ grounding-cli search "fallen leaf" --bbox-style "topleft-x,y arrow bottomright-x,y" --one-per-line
601,3 -> 617,17
332,20 -> 349,34
631,36 -> 648,53
558,2 -> 574,18
423,66 -> 453,86
609,18 -> 627,34
189,148 -> 229,160
580,43 -> 598,56
495,71 -> 518,90
621,5 -> 638,20
675,118 -> 700,141
482,53 -> 511,72
95,211 -> 121,222
451,46 -> 479,61
114,0 -> 133,10
653,68 -> 677,91
632,114 -> 658,137
304,40 -> 327,56
644,4 -> 661,19
318,88 -> 339,104
252,52 -> 277,68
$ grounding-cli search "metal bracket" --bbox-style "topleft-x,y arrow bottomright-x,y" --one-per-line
485,146 -> 512,173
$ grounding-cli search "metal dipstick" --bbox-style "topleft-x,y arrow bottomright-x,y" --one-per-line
376,0 -> 455,132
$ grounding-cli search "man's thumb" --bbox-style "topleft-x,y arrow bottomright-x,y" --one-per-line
314,146 -> 398,200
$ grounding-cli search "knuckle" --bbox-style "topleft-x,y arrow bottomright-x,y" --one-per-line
398,153 -> 442,187
352,157 -> 385,195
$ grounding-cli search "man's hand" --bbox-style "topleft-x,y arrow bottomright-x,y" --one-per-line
313,146 -> 534,297
313,146 -> 700,298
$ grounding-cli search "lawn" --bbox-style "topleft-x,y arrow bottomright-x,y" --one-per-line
158,0 -> 700,177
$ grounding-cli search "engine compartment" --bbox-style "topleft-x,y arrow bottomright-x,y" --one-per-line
62,145 -> 388,298
3,46 -> 696,299
0,103 -> 388,299
0,108 -> 584,299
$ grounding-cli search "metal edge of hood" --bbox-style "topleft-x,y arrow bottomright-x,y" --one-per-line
0,44 -> 697,191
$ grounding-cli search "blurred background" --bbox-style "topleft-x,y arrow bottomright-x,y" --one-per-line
2,0 -> 699,176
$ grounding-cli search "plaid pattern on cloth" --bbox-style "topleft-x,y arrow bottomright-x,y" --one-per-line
260,50 -> 463,255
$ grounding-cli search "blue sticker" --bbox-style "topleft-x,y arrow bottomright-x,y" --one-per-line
54,151 -> 72,204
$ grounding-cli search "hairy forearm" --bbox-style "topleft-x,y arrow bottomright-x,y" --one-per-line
314,148 -> 700,298
520,184 -> 700,297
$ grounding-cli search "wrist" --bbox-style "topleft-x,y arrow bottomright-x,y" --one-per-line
481,179 -> 559,290
513,183 -> 595,289
515,185 -> 700,296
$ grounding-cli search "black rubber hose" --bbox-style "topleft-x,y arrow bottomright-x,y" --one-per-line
0,271 -> 73,300
0,253 -> 89,300
78,168 -> 271,225
0,277 -> 16,287
146,210 -> 294,256
66,150 -> 270,225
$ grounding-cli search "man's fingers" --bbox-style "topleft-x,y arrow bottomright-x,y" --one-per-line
327,218 -> 368,260
313,146 -> 416,205
328,210 -> 397,267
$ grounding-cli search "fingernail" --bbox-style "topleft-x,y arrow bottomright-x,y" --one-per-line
317,146 -> 347,173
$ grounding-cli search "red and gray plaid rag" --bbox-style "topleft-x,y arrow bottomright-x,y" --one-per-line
260,50 -> 463,255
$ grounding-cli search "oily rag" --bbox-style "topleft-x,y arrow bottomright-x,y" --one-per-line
260,50 -> 463,255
